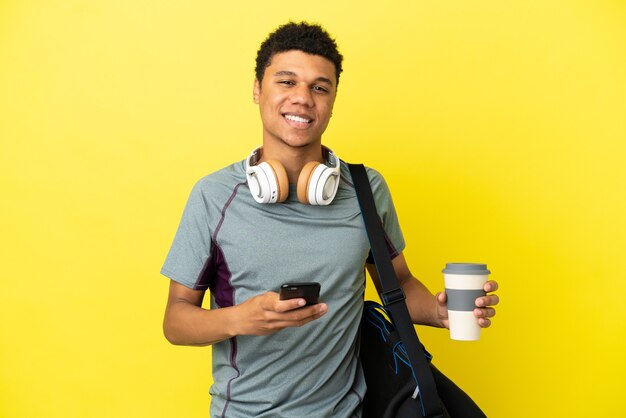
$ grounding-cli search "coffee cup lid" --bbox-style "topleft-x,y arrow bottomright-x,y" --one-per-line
442,263 -> 490,275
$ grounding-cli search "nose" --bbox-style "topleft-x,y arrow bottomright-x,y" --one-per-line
290,84 -> 314,107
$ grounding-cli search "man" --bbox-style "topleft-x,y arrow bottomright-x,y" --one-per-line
161,22 -> 499,417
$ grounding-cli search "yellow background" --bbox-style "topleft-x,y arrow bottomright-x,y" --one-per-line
2,0 -> 625,417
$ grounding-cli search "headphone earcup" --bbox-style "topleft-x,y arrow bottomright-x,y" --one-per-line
265,159 -> 289,203
297,161 -> 321,204
246,159 -> 288,203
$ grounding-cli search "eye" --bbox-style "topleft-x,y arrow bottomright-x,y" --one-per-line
312,85 -> 329,93
278,80 -> 295,86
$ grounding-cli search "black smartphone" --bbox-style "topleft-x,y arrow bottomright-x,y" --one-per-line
279,282 -> 321,306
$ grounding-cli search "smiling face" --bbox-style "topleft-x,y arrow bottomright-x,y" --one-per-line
253,50 -> 337,150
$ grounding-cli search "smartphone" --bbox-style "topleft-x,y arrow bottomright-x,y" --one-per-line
279,282 -> 321,306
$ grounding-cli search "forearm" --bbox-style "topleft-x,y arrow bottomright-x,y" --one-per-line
163,281 -> 328,346
400,276 -> 443,328
368,254 -> 444,328
163,301 -> 239,346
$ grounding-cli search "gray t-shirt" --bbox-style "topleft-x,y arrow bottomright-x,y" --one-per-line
161,160 -> 405,418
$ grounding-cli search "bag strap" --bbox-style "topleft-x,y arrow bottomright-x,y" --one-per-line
349,163 -> 445,418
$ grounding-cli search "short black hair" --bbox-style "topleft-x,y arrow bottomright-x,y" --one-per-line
255,22 -> 344,85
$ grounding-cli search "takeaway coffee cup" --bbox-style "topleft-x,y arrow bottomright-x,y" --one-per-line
442,263 -> 491,341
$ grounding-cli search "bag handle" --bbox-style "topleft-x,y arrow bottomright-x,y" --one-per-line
349,163 -> 445,418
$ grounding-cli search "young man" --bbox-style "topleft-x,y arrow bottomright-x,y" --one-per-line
161,22 -> 499,417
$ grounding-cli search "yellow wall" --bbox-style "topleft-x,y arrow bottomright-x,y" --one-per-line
2,1 -> 625,417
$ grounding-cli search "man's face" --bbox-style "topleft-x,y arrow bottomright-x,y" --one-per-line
253,50 -> 337,150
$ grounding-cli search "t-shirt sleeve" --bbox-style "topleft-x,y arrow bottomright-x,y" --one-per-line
160,179 -> 213,290
365,167 -> 406,262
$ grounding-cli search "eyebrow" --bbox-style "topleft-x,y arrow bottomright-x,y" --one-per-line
272,70 -> 334,86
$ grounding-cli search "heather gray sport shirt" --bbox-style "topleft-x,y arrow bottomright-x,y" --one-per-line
161,160 -> 405,418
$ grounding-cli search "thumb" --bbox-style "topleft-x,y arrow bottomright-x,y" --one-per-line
436,291 -> 447,305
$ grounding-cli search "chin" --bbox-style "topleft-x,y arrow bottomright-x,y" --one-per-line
276,135 -> 318,148
284,140 -> 320,149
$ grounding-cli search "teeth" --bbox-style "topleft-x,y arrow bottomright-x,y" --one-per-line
285,114 -> 311,124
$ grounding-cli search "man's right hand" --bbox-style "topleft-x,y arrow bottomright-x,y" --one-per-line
164,281 -> 328,346
234,291 -> 328,336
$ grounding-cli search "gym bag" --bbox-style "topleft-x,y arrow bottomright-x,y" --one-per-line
349,163 -> 487,418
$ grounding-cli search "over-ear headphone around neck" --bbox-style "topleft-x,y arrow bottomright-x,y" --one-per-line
245,146 -> 341,205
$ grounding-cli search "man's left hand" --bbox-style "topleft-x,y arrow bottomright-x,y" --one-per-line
435,280 -> 500,329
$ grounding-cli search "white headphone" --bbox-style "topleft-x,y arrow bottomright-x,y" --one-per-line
245,146 -> 341,205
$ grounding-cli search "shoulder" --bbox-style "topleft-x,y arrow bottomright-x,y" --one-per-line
190,160 -> 248,197
340,161 -> 390,194
182,161 -> 248,212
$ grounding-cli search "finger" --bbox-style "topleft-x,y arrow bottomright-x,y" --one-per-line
274,298 -> 307,313
436,291 -> 447,304
484,280 -> 499,292
476,294 -> 500,307
474,307 -> 496,318
478,317 -> 492,328
259,291 -> 281,310
283,303 -> 327,321
274,304 -> 328,327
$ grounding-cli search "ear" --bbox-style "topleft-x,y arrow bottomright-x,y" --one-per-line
253,79 -> 260,104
